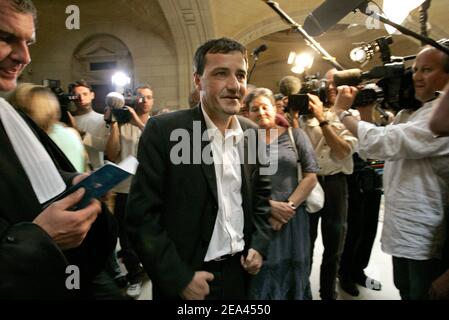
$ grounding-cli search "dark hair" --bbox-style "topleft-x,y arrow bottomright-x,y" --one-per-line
188,87 -> 200,108
71,79 -> 93,92
274,93 -> 284,102
244,87 -> 275,109
193,38 -> 247,75
8,0 -> 37,20
134,84 -> 152,95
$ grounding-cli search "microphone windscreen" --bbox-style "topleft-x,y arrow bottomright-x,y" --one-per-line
303,0 -> 366,37
333,69 -> 363,87
105,92 -> 125,109
252,44 -> 268,56
279,76 -> 302,96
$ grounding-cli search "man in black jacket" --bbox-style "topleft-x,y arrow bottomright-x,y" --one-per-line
127,38 -> 273,300
0,0 -> 116,299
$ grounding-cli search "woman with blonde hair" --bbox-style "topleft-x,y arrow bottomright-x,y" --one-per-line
8,83 -> 86,172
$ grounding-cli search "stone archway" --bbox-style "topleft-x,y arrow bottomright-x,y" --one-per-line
72,34 -> 134,111
157,0 -> 215,108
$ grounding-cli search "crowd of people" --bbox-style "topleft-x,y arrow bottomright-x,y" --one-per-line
1,0 -> 449,301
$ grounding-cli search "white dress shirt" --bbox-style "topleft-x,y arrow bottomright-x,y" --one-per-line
201,107 -> 245,262
357,99 -> 449,260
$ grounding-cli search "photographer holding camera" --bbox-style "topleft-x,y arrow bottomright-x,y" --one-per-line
71,80 -> 109,170
295,69 -> 358,300
334,44 -> 449,300
104,84 -> 153,299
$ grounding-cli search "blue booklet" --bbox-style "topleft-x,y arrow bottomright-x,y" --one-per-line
46,156 -> 138,210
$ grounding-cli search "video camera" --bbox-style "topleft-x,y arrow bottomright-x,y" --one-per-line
42,79 -> 79,124
333,36 -> 422,112
286,74 -> 328,115
104,89 -> 144,124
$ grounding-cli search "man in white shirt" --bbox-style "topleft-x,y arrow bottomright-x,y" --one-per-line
299,69 -> 358,300
127,38 -> 272,300
71,80 -> 109,169
334,43 -> 449,299
105,84 -> 153,298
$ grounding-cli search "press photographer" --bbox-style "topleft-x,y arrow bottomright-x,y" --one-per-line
104,84 -> 153,299
333,41 -> 449,300
70,80 -> 109,170
294,68 -> 358,300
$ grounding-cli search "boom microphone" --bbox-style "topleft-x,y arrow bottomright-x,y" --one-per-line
334,62 -> 407,87
333,69 -> 363,87
251,44 -> 268,56
303,0 -> 367,37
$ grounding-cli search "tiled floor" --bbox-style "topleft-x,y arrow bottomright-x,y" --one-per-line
310,221 -> 400,300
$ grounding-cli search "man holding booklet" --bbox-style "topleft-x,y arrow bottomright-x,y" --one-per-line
0,0 -> 117,299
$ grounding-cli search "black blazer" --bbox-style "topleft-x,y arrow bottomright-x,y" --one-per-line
127,106 -> 272,299
0,113 -> 117,299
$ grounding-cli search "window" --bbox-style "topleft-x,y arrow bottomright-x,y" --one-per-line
90,61 -> 117,71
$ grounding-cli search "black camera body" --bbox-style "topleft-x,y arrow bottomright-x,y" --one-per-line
334,62 -> 421,111
105,91 -> 144,124
300,76 -> 328,106
111,107 -> 133,124
285,75 -> 328,115
287,94 -> 312,115
51,87 -> 80,107
42,80 -> 79,124
334,36 -> 422,112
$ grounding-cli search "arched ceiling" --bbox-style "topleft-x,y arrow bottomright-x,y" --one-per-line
28,0 -> 449,102
33,0 -> 172,42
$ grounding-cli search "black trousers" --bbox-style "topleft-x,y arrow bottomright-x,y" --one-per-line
309,173 -> 348,300
392,257 -> 444,300
203,253 -> 248,300
115,193 -> 144,284
339,174 -> 382,281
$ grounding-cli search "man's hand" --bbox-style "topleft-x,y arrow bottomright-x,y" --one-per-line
268,216 -> 285,231
333,85 -> 358,112
269,200 -> 295,224
241,249 -> 263,275
180,271 -> 214,300
103,106 -> 114,124
128,107 -> 145,130
33,188 -> 101,250
429,269 -> 449,300
66,112 -> 85,137
307,94 -> 325,123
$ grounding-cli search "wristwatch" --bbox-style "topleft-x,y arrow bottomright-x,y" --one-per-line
338,110 -> 352,122
287,200 -> 296,209
319,120 -> 329,127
